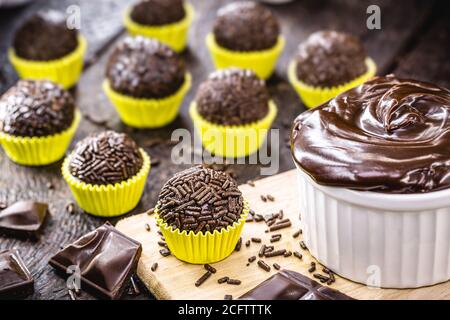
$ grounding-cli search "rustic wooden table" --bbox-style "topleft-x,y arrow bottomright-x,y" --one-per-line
0,0 -> 449,300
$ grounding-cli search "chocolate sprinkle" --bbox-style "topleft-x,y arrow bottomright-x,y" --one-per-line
218,276 -> 229,284
151,263 -> 158,272
195,271 -> 212,287
157,166 -> 244,234
257,260 -> 271,272
69,131 -> 143,185
0,80 -> 75,137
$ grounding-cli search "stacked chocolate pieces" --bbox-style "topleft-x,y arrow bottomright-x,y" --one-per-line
49,222 -> 142,300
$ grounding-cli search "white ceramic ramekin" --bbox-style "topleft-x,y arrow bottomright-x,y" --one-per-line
296,166 -> 450,288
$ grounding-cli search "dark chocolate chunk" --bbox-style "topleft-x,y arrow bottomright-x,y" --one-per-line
157,166 -> 244,234
239,270 -> 354,300
0,201 -> 49,238
295,30 -> 367,87
68,131 -> 143,185
13,10 -> 78,61
0,80 -> 75,137
0,250 -> 34,299
291,75 -> 450,194
106,36 -> 186,99
195,68 -> 269,126
48,222 -> 142,300
130,0 -> 185,26
213,1 -> 280,51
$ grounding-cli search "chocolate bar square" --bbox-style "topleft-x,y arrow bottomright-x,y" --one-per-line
0,249 -> 34,299
49,222 -> 142,300
239,269 -> 354,300
0,201 -> 49,238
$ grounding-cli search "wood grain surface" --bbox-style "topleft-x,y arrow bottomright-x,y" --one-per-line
116,170 -> 450,300
0,0 -> 449,300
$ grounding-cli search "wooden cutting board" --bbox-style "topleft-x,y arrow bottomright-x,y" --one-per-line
116,169 -> 450,300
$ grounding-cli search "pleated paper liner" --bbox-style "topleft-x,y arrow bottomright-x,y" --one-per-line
206,33 -> 285,80
288,57 -> 377,108
189,100 -> 277,158
103,73 -> 192,128
0,110 -> 81,166
123,2 -> 195,52
8,35 -> 87,89
62,149 -> 151,217
155,201 -> 250,264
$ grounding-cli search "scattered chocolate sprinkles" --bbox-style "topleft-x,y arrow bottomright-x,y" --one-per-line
204,264 -> 216,274
260,195 -> 267,202
293,251 -> 303,260
248,256 -> 256,263
159,248 -> 171,257
292,229 -> 302,238
265,249 -> 286,258
224,294 -> 233,300
218,276 -> 229,284
227,279 -> 241,285
69,131 -> 143,185
145,223 -> 151,232
308,262 -> 316,273
195,271 -> 212,287
235,237 -> 242,251
245,240 -> 251,247
273,263 -> 281,270
258,245 -> 266,257
300,241 -> 308,250
266,194 -> 275,202
269,221 -> 291,232
157,166 -> 244,234
257,260 -> 271,272
251,237 -> 261,243
151,263 -> 158,272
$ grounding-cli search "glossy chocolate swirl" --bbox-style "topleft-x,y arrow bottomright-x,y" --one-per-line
291,75 -> 450,193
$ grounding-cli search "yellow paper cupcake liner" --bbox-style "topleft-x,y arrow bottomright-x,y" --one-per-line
103,73 -> 192,128
206,33 -> 285,80
123,2 -> 195,52
155,201 -> 250,264
0,110 -> 81,166
189,100 -> 277,158
8,35 -> 87,89
62,149 -> 151,217
288,57 -> 377,108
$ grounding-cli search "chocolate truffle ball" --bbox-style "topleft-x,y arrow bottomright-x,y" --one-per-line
106,36 -> 186,99
13,10 -> 78,61
69,131 -> 143,185
0,80 -> 75,137
295,31 -> 368,87
213,1 -> 280,51
130,0 -> 186,26
195,68 -> 270,126
157,166 -> 244,234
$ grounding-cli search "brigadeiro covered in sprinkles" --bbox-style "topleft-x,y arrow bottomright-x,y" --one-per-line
12,10 -> 79,61
213,1 -> 280,52
105,36 -> 186,99
68,131 -> 144,185
295,30 -> 368,88
157,166 -> 244,234
195,68 -> 270,126
130,0 -> 186,26
0,80 -> 75,137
